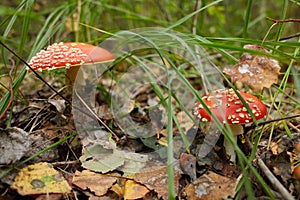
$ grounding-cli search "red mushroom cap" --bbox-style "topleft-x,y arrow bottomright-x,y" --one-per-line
194,88 -> 267,124
28,42 -> 114,72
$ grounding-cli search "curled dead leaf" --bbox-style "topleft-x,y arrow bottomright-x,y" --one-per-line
223,44 -> 281,91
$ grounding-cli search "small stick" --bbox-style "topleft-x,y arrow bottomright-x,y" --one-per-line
266,17 -> 300,23
257,158 -> 294,200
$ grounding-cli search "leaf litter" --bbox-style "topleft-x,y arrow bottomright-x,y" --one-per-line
2,43 -> 299,199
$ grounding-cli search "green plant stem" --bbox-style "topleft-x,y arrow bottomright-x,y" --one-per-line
242,0 -> 252,39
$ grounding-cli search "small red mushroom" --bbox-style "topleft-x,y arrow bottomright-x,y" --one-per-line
28,42 -> 114,89
194,88 -> 267,163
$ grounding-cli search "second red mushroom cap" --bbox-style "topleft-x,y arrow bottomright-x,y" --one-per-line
194,88 -> 267,124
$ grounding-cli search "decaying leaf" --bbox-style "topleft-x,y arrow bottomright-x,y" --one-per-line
80,144 -> 125,173
184,171 -> 238,200
180,153 -> 197,181
124,179 -> 150,199
11,162 -> 71,196
223,44 -> 281,91
0,127 -> 31,164
119,151 -> 149,176
72,170 -> 118,196
80,143 -> 148,174
134,164 -> 182,200
48,99 -> 66,113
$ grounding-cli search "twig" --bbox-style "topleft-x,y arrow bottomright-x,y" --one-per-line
279,32 -> 300,41
263,17 -> 300,42
266,17 -> 300,23
249,113 -> 300,129
257,158 -> 295,200
51,160 -> 80,166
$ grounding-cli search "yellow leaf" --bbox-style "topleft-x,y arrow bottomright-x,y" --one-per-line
124,179 -> 149,199
11,162 -> 71,196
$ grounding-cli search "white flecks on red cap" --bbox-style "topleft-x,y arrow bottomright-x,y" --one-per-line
28,42 -> 114,71
194,88 -> 267,124
28,42 -> 89,71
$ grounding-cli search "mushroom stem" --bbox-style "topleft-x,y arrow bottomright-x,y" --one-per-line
224,124 -> 243,163
66,66 -> 80,86
65,66 -> 84,94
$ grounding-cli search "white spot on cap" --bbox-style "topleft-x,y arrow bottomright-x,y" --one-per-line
238,64 -> 250,74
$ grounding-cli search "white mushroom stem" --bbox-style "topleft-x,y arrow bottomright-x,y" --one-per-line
223,124 -> 244,163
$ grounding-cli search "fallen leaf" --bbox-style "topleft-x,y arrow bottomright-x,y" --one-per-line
48,99 -> 66,113
0,127 -> 31,164
180,153 -> 197,181
134,163 -> 182,200
80,143 -> 148,174
270,141 -> 279,155
184,171 -> 238,200
119,151 -> 148,176
11,162 -> 71,196
110,183 -> 124,197
124,179 -> 150,199
72,170 -> 118,196
80,144 -> 125,173
223,44 -> 281,91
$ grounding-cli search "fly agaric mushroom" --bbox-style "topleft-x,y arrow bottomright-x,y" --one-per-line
194,88 -> 267,163
28,42 -> 114,90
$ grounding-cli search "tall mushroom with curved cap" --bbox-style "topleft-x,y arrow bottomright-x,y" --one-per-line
28,42 -> 114,90
194,88 -> 267,163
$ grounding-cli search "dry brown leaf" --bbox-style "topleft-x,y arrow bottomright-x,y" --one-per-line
134,164 -> 181,200
124,179 -> 150,199
11,162 -> 71,196
110,183 -> 124,197
270,141 -> 279,155
180,153 -> 197,181
72,170 -> 118,196
184,171 -> 238,200
223,44 -> 281,91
